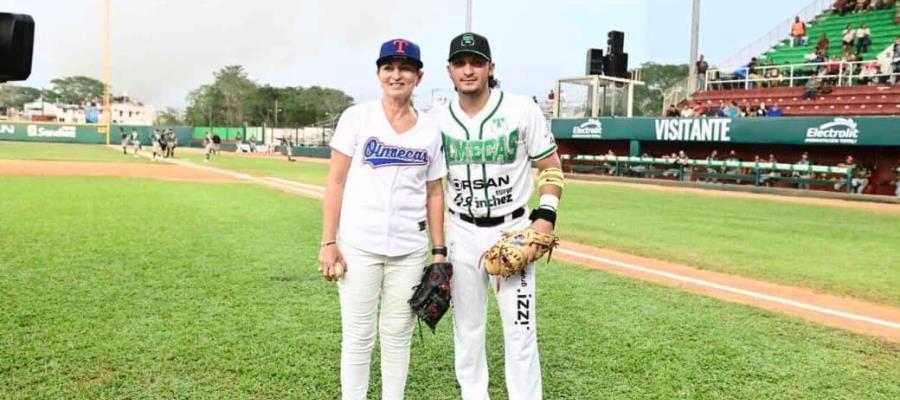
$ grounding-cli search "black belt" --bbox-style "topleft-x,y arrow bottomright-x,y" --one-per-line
450,207 -> 526,228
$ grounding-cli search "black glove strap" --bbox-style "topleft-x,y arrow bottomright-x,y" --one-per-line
431,247 -> 448,256
529,208 -> 557,227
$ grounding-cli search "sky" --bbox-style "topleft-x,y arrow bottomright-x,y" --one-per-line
3,0 -> 813,110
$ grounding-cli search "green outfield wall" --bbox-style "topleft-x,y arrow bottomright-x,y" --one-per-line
0,122 -> 108,144
0,122 -> 194,146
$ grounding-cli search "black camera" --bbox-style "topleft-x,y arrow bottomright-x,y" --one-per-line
0,13 -> 35,83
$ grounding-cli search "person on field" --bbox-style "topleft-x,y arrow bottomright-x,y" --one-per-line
318,38 -> 446,400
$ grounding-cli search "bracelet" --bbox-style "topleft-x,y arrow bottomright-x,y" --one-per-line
431,247 -> 448,256
320,240 -> 336,247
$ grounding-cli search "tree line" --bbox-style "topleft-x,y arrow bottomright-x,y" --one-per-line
184,65 -> 353,127
0,66 -> 355,127
1,62 -> 686,122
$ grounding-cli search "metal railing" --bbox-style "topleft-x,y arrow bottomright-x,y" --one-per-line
561,154 -> 857,192
704,59 -> 899,90
662,76 -> 690,114
716,0 -> 834,71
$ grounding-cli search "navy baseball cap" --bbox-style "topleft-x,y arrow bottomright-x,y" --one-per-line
448,32 -> 491,62
376,38 -> 423,69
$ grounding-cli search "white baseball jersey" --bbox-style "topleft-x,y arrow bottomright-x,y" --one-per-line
330,100 -> 446,257
432,89 -> 557,218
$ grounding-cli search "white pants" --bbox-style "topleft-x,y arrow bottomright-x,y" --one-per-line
447,213 -> 542,400
337,242 -> 427,400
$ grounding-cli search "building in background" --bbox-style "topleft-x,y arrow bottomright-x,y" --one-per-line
20,93 -> 155,125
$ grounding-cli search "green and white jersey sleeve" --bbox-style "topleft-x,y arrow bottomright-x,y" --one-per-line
433,89 -> 558,219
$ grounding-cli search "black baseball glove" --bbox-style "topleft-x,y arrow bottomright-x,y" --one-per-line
408,262 -> 453,333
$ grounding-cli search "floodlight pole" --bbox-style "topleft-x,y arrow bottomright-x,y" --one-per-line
466,0 -> 473,32
687,0 -> 701,95
103,0 -> 112,144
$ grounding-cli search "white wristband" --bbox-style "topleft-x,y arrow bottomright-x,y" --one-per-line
538,194 -> 559,212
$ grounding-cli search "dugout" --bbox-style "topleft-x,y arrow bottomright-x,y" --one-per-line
552,116 -> 900,196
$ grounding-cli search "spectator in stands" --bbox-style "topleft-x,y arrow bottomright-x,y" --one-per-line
680,103 -> 694,117
769,103 -> 785,117
834,0 -> 850,16
794,151 -> 813,189
763,60 -> 781,87
547,89 -> 555,102
747,58 -> 762,88
823,55 -> 842,85
854,0 -> 870,12
855,23 -> 871,54
804,75 -> 821,100
791,16 -> 807,47
756,102 -> 769,117
726,101 -> 740,118
842,24 -> 856,56
666,104 -> 679,117
714,102 -> 728,117
860,61 -> 881,84
692,101 -> 708,117
697,55 -> 710,89
815,33 -> 830,57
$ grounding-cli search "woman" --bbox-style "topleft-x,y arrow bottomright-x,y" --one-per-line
855,23 -> 871,54
815,33 -> 829,57
319,38 -> 447,400
842,24 -> 855,56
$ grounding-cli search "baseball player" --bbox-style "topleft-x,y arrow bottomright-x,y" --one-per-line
130,129 -> 141,156
204,131 -> 214,162
212,132 -> 222,154
165,129 -> 177,158
151,129 -> 163,161
318,38 -> 446,400
119,128 -> 128,155
282,135 -> 295,162
432,32 -> 563,400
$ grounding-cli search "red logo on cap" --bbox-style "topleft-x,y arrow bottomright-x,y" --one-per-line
393,39 -> 410,54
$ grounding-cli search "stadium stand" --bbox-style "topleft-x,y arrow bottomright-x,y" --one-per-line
690,5 -> 900,117
692,85 -> 900,116
763,6 -> 898,65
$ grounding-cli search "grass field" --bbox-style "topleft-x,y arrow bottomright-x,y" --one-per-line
178,150 -> 331,187
166,147 -> 900,307
0,142 -> 150,164
1,176 -> 899,399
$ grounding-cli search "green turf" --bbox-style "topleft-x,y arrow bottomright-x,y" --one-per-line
177,150 -> 331,187
160,148 -> 900,306
555,184 -> 900,306
0,142 -> 150,163
1,177 -> 899,399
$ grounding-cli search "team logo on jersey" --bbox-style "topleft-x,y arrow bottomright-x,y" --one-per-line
362,137 -> 429,168
443,130 -> 519,165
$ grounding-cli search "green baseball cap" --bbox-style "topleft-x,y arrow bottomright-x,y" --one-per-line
448,32 -> 491,62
